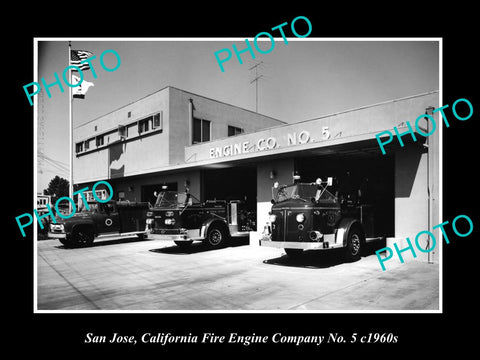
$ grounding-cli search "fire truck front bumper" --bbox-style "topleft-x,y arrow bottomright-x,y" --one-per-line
260,234 -> 342,250
155,234 -> 191,241
149,228 -> 203,242
48,232 -> 67,239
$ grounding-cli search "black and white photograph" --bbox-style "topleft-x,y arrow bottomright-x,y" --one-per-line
8,7 -> 478,356
33,37 -> 442,312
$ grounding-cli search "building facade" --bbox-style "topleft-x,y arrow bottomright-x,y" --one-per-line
74,87 -> 440,263
74,86 -> 285,205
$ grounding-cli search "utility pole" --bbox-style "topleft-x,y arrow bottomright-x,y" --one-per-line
68,41 -> 74,213
249,61 -> 264,113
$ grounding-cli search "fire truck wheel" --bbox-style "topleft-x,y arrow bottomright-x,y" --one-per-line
174,240 -> 193,248
72,227 -> 94,247
204,225 -> 227,248
345,225 -> 363,262
285,248 -> 303,258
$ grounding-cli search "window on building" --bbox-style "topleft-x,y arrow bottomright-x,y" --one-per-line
228,125 -> 244,137
153,112 -> 163,130
138,118 -> 150,134
193,118 -> 210,144
118,125 -> 127,139
84,139 -> 90,151
127,124 -> 135,137
85,189 -> 108,202
76,142 -> 83,153
96,135 -> 104,147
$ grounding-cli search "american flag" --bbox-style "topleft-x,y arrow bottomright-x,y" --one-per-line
70,49 -> 94,71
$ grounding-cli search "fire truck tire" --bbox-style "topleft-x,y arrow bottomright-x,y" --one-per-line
345,225 -> 364,262
285,248 -> 303,258
204,225 -> 227,249
72,226 -> 94,247
59,237 -> 74,248
174,240 -> 193,248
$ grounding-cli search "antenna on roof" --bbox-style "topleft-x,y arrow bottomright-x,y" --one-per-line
249,61 -> 264,113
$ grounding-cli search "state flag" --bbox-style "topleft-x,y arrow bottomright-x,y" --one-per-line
71,74 -> 94,99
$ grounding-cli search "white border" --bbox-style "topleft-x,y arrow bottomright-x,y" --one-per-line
33,37 -> 442,314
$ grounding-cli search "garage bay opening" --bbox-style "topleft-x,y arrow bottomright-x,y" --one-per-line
295,151 -> 395,239
146,165 -> 258,249
201,165 -> 257,216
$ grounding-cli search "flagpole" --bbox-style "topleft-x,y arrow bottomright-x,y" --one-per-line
68,41 -> 73,212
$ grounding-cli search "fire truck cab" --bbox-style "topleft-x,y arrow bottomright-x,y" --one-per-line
146,188 -> 256,249
260,176 -> 383,261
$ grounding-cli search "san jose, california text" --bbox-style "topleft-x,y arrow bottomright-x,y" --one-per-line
84,332 -> 399,346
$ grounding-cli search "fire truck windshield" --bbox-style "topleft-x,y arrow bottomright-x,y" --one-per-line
154,191 -> 199,208
78,202 -> 115,213
276,184 -> 337,203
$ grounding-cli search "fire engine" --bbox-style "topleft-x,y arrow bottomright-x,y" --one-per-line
146,187 -> 256,248
260,175 -> 383,261
48,200 -> 150,247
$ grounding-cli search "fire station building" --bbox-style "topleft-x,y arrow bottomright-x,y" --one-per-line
74,86 -> 440,263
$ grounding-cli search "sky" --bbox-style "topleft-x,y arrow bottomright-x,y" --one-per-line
36,38 -> 440,191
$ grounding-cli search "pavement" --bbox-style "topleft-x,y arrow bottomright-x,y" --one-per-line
36,236 -> 440,311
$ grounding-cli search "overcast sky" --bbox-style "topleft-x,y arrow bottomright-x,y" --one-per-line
36,39 -> 439,191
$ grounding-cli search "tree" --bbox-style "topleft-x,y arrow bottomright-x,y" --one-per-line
44,176 -> 69,204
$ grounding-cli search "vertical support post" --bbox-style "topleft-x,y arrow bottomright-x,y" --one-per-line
68,42 -> 73,212
425,106 -> 435,264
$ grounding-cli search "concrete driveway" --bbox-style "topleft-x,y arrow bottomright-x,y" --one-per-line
36,236 -> 440,311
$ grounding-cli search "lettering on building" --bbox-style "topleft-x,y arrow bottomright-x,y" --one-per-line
208,130 -> 316,159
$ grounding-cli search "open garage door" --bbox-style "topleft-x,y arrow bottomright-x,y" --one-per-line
295,150 -> 395,238
201,165 -> 257,211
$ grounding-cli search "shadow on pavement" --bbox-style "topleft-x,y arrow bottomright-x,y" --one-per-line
263,241 -> 385,269
54,236 -> 150,249
150,237 -> 249,255
263,248 -> 347,269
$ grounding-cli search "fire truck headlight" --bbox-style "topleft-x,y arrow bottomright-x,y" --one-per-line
165,211 -> 174,217
296,213 -> 305,223
269,214 -> 277,223
146,211 -> 153,217
146,218 -> 154,225
164,218 -> 176,225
